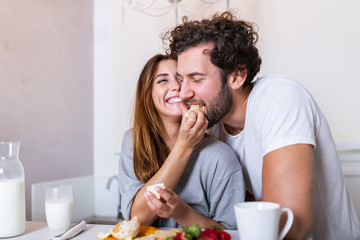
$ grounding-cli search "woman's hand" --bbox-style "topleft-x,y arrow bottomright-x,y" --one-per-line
177,103 -> 208,150
144,187 -> 185,219
144,186 -> 225,229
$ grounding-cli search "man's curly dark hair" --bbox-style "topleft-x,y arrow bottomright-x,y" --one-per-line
163,11 -> 262,87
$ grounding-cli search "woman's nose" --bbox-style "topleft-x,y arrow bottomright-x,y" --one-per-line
171,81 -> 180,91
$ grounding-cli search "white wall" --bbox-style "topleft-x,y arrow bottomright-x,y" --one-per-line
93,0 -> 116,177
0,0 -> 93,219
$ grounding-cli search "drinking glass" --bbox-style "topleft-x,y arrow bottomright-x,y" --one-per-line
45,185 -> 73,231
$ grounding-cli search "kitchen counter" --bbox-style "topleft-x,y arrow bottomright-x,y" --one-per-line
8,221 -> 114,240
10,222 -> 240,240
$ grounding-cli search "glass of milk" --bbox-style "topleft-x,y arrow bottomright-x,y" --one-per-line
45,185 -> 73,231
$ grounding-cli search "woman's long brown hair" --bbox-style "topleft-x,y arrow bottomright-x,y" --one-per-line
132,54 -> 174,183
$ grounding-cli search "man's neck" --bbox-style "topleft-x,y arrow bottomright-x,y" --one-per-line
222,83 -> 253,135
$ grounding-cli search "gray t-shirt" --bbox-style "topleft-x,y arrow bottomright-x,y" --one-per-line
118,129 -> 245,229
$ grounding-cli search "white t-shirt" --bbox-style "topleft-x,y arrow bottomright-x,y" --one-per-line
209,74 -> 360,239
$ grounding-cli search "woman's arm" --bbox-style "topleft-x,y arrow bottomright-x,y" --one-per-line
131,109 -> 208,225
143,139 -> 245,229
145,187 -> 225,229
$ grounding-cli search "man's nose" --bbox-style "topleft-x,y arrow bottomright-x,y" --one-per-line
179,80 -> 195,100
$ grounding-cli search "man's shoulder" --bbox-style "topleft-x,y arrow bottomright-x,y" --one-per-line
254,74 -> 308,93
250,74 -> 313,108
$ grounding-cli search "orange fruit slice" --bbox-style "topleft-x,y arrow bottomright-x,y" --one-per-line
97,217 -> 152,240
111,221 -> 125,234
97,232 -> 118,240
138,225 -> 159,237
110,217 -> 140,239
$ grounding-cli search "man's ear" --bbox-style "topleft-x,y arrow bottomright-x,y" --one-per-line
229,67 -> 247,90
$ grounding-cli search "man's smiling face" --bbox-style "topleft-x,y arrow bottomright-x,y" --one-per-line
177,43 -> 233,128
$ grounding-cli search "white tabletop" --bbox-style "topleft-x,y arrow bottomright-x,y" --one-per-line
10,222 -> 240,240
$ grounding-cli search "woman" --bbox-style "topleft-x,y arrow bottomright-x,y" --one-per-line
118,54 -> 245,229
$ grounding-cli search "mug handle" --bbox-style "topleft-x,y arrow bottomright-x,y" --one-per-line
278,207 -> 294,240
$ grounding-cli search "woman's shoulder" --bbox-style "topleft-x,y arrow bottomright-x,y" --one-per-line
123,129 -> 133,139
192,137 -> 242,178
197,137 -> 240,163
200,136 -> 234,151
120,129 -> 134,152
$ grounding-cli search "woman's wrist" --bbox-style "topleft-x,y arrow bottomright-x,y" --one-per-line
172,200 -> 191,223
173,138 -> 195,152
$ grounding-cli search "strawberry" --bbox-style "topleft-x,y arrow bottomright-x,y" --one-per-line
169,223 -> 231,240
172,231 -> 193,240
172,231 -> 186,240
218,231 -> 231,240
199,228 -> 219,240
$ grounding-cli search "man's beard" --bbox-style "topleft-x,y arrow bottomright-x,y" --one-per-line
205,83 -> 233,128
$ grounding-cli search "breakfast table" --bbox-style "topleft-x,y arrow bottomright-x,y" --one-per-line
10,222 -> 240,240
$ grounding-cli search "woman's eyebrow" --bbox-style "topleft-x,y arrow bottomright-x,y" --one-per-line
155,73 -> 169,79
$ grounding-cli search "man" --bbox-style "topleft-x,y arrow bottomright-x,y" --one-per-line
163,11 -> 360,239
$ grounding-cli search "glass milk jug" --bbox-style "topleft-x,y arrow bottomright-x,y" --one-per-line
0,142 -> 26,237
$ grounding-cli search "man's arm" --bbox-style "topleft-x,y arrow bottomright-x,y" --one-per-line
262,144 -> 314,239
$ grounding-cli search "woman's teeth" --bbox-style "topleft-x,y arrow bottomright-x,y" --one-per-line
167,98 -> 183,103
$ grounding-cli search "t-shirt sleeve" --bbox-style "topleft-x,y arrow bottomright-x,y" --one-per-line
252,80 -> 319,156
210,170 -> 245,229
118,130 -> 144,220
206,142 -> 246,229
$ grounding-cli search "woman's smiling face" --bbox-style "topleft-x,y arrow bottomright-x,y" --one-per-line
151,59 -> 183,121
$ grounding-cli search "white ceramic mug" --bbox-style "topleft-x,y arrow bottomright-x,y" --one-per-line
45,185 -> 73,231
234,201 -> 294,240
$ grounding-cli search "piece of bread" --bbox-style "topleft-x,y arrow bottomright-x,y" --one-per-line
153,229 -> 181,240
185,105 -> 204,118
134,228 -> 180,240
146,183 -> 165,199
